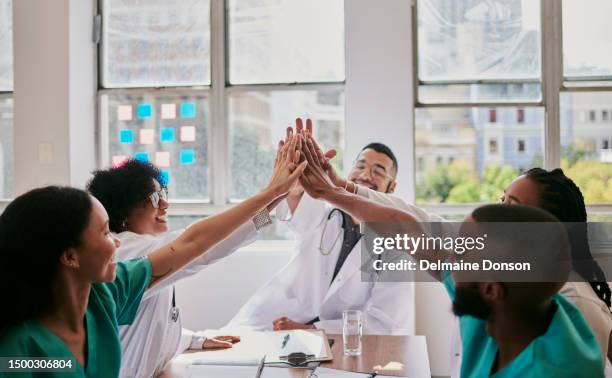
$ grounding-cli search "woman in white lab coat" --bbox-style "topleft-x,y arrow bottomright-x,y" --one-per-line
87,136 -> 306,377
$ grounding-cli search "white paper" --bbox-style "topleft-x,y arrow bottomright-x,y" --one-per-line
193,330 -> 327,365
308,367 -> 397,378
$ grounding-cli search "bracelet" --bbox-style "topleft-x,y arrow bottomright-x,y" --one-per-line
252,208 -> 273,230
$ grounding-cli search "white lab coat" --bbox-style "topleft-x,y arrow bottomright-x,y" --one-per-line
229,187 -> 444,335
116,220 -> 257,378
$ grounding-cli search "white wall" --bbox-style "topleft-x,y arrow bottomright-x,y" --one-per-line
345,0 -> 415,202
13,0 -> 96,194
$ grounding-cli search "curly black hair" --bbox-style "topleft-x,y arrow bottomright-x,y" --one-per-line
87,159 -> 165,233
525,167 -> 612,307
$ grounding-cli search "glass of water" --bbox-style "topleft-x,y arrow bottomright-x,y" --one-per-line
342,309 -> 362,356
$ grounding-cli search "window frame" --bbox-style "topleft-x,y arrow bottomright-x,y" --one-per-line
96,0 -> 345,211
412,0 -> 612,213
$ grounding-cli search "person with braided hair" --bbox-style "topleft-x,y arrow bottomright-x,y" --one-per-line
501,168 -> 612,367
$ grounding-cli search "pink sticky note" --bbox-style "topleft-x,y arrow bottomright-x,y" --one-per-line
117,105 -> 133,121
180,126 -> 196,142
161,104 -> 177,120
112,155 -> 128,167
155,151 -> 171,168
140,129 -> 155,145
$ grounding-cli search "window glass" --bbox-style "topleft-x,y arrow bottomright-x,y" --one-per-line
415,106 -> 544,204
101,0 -> 211,88
229,89 -> 345,200
227,0 -> 345,84
418,0 -> 541,81
101,92 -> 210,200
563,0 -> 612,78
0,0 -> 12,91
560,92 -> 612,204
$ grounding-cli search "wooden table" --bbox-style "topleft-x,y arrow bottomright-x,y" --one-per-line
159,334 -> 430,378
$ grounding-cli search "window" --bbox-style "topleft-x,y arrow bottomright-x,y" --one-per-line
415,0 -> 543,204
563,0 -> 612,78
100,0 -> 211,88
415,107 -> 543,204
489,109 -> 497,123
99,0 -> 345,203
0,0 -> 13,199
227,0 -> 344,84
489,139 -> 498,154
415,0 -> 612,208
517,108 -> 525,123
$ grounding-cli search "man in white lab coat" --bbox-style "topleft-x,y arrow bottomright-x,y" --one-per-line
230,138 -> 441,335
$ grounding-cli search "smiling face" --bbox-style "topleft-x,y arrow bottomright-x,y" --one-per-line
71,197 -> 120,282
347,148 -> 397,193
124,179 -> 169,235
500,175 -> 541,207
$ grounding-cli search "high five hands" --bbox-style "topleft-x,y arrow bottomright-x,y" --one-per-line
279,118 -> 346,200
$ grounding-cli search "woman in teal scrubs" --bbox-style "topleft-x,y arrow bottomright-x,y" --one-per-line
0,135 -> 306,377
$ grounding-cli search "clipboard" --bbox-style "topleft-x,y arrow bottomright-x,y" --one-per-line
192,329 -> 333,366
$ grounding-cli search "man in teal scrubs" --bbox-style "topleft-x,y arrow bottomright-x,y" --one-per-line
0,258 -> 151,378
446,205 -> 604,378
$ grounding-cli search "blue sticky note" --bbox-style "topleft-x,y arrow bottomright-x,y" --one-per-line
180,149 -> 195,165
160,127 -> 175,143
134,152 -> 149,163
119,129 -> 133,144
160,170 -> 170,185
180,102 -> 196,119
137,103 -> 153,119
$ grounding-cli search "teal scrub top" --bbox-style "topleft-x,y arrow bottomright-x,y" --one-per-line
0,258 -> 152,378
443,272 -> 604,378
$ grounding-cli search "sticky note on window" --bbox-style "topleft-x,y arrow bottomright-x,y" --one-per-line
155,151 -> 171,168
117,105 -> 133,121
180,102 -> 196,119
160,127 -> 175,143
112,155 -> 128,167
160,170 -> 170,185
180,126 -> 196,142
180,149 -> 195,165
140,129 -> 155,145
119,129 -> 134,144
161,104 -> 176,119
134,152 -> 149,163
137,103 -> 153,119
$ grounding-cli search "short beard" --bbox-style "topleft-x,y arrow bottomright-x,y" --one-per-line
452,286 -> 491,320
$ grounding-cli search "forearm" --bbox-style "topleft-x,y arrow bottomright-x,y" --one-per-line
148,188 -> 278,286
322,187 -> 443,280
323,187 -> 416,223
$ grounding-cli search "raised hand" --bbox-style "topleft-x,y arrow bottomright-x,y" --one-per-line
267,133 -> 308,198
295,118 -> 343,187
298,136 -> 338,199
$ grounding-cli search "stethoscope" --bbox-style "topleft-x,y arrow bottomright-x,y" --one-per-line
318,208 -> 344,256
319,208 -> 382,280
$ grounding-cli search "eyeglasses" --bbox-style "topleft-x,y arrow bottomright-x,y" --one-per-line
353,163 -> 394,181
149,188 -> 168,209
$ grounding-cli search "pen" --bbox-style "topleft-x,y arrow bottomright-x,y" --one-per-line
255,355 -> 266,378
281,333 -> 290,348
